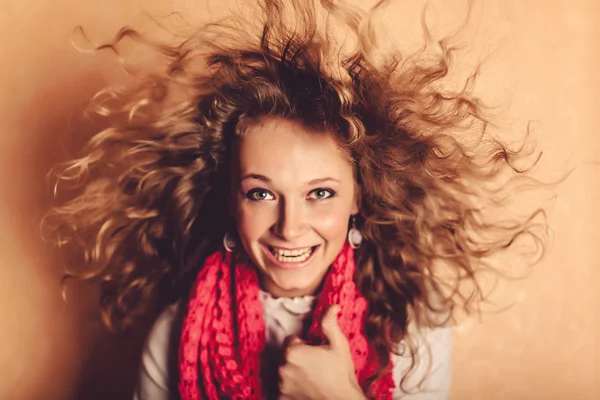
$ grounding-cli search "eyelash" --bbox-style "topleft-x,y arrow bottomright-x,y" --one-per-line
307,188 -> 335,200
244,188 -> 336,201
245,189 -> 275,201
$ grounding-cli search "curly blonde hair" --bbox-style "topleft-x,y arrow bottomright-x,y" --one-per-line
43,0 -> 545,389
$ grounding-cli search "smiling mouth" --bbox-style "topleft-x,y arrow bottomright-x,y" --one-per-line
267,245 -> 319,263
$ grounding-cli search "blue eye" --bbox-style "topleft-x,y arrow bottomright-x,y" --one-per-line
246,189 -> 275,201
308,188 -> 335,200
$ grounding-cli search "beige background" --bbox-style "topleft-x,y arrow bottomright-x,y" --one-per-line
0,0 -> 598,399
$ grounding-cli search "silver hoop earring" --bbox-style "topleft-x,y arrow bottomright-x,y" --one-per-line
347,216 -> 363,249
223,232 -> 238,253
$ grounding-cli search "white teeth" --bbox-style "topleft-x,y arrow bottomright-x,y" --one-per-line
277,247 -> 311,257
271,246 -> 315,263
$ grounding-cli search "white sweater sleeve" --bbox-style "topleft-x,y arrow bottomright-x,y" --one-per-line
133,304 -> 179,400
391,326 -> 453,399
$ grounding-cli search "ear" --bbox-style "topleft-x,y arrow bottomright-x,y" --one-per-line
227,144 -> 240,218
226,196 -> 236,218
351,182 -> 361,215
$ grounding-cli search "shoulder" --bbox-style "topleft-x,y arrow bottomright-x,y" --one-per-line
134,303 -> 180,400
390,323 -> 453,400
145,302 -> 179,366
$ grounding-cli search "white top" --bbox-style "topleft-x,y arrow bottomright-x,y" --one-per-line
134,291 -> 452,399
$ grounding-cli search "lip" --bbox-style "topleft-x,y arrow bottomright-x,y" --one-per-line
261,244 -> 321,270
269,245 -> 313,251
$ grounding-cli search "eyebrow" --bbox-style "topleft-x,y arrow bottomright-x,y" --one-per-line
307,177 -> 340,185
240,174 -> 271,183
239,174 -> 340,185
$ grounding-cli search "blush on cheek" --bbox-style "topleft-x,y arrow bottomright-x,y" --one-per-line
236,205 -> 274,247
311,210 -> 350,240
237,214 -> 258,241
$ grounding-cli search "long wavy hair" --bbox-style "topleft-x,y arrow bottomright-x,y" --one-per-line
42,0 -> 545,389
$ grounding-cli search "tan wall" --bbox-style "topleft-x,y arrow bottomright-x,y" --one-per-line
0,0 -> 597,399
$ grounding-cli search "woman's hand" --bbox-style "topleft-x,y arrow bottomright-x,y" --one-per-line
278,305 -> 366,400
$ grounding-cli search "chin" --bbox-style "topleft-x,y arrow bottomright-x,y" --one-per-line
267,270 -> 324,297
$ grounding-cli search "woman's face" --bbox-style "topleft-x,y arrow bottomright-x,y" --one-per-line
231,117 -> 359,298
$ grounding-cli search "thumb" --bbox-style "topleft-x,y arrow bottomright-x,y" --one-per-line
321,305 -> 347,351
283,334 -> 304,348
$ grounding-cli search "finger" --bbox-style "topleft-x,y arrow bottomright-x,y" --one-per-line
282,335 -> 304,363
278,365 -> 297,399
320,304 -> 348,351
282,334 -> 304,349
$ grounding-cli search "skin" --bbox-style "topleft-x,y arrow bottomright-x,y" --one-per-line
230,117 -> 365,399
278,306 -> 365,400
231,117 -> 359,298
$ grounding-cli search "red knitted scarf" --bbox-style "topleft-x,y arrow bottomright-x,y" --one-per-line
178,242 -> 395,399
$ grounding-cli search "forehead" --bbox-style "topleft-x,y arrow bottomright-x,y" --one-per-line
235,118 -> 353,181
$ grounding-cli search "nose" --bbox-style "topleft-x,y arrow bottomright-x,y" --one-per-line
273,198 -> 307,241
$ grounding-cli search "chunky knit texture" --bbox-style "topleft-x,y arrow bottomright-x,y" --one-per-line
179,243 -> 395,399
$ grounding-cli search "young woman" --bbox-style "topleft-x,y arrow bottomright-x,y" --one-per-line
43,0 -> 542,398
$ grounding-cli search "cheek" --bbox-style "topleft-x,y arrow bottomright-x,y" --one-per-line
235,202 -> 273,243
311,207 -> 350,240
